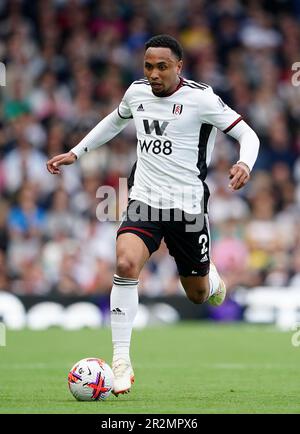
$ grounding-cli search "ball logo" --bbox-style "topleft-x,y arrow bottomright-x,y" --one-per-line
68,358 -> 114,401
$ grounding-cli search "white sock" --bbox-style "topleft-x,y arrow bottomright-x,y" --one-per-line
110,274 -> 139,364
208,265 -> 222,297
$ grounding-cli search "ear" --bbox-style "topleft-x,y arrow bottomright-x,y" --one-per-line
176,60 -> 183,74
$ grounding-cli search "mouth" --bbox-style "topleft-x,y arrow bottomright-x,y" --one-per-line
150,83 -> 164,91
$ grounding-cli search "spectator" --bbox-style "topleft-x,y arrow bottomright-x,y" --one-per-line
0,0 -> 299,296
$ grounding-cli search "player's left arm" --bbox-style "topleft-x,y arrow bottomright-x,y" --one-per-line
226,120 -> 260,191
200,88 -> 260,190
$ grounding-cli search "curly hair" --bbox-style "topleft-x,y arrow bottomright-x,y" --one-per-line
145,34 -> 183,60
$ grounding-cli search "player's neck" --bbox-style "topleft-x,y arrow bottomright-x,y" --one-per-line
163,76 -> 183,97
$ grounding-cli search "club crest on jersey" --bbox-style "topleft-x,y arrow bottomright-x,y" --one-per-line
172,104 -> 183,116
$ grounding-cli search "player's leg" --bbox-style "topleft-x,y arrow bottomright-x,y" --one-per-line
111,200 -> 163,395
116,232 -> 150,279
180,274 -> 210,304
180,264 -> 226,306
164,212 -> 226,306
111,233 -> 150,395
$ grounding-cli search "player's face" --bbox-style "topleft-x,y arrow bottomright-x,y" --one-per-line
144,47 -> 183,97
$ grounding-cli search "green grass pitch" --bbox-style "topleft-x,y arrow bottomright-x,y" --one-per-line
0,322 -> 300,414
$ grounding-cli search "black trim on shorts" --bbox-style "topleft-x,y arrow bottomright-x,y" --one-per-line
117,200 -> 211,277
176,261 -> 210,277
117,228 -> 161,256
117,216 -> 162,255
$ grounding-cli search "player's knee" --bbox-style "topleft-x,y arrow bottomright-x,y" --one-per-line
187,289 -> 207,305
116,257 -> 139,279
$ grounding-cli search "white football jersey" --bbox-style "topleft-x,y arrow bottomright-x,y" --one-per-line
118,77 -> 242,213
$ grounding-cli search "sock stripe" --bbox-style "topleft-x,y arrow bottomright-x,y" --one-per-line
113,282 -> 138,287
113,278 -> 139,284
114,274 -> 138,281
114,277 -> 138,283
113,275 -> 139,286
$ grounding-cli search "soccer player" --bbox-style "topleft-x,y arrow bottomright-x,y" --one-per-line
47,35 -> 259,396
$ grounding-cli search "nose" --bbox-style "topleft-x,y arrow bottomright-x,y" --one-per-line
150,69 -> 159,81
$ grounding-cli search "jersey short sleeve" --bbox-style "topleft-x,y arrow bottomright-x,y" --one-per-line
200,87 -> 242,133
118,87 -> 133,120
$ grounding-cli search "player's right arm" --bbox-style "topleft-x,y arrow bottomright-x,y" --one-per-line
47,90 -> 133,174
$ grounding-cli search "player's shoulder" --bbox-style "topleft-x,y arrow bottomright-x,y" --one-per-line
132,77 -> 150,86
181,78 -> 211,92
124,78 -> 151,99
128,78 -> 151,92
181,78 -> 216,104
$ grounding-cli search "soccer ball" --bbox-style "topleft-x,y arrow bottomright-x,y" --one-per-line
68,358 -> 114,401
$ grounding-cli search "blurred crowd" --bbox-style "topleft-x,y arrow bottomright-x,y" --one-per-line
0,0 -> 300,297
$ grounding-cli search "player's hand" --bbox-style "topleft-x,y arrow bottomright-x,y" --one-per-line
228,162 -> 250,191
46,152 -> 77,174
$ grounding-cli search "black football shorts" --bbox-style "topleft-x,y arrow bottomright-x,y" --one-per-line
117,200 -> 210,277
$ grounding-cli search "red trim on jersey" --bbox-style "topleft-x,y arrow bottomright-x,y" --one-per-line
223,116 -> 243,133
163,77 -> 184,97
118,226 -> 154,238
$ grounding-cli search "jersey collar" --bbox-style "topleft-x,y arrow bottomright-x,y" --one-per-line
154,76 -> 184,98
